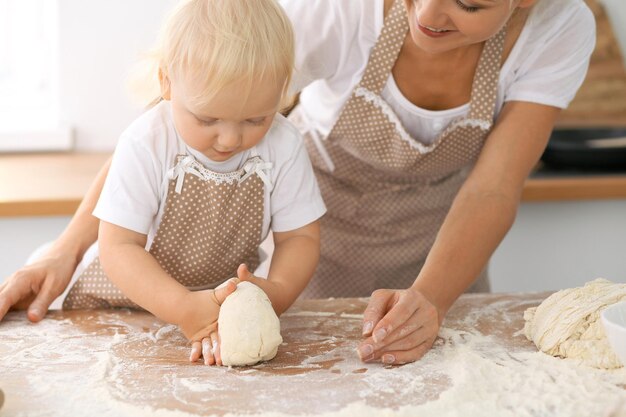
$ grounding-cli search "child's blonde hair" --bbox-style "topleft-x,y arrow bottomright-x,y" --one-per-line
129,0 -> 295,111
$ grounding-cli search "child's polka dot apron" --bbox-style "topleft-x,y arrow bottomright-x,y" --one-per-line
289,0 -> 506,298
63,147 -> 271,309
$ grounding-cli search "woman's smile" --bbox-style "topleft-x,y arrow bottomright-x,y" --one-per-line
417,22 -> 456,38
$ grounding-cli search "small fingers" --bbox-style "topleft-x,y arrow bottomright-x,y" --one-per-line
236,264 -> 254,282
213,278 -> 239,305
202,337 -> 215,366
211,332 -> 221,366
190,341 -> 202,363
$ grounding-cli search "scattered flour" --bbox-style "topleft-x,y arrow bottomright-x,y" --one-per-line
1,296 -> 625,417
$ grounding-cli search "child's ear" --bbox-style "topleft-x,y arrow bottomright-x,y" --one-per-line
158,68 -> 171,100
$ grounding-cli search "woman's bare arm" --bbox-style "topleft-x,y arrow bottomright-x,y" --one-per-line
0,157 -> 112,322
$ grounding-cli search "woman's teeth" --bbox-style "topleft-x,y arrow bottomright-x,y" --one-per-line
425,26 -> 448,32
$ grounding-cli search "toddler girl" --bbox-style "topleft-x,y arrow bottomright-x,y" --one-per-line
58,0 -> 326,365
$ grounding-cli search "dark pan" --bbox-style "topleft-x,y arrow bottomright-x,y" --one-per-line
541,128 -> 626,171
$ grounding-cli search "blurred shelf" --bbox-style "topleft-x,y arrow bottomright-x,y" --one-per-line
0,152 -> 625,218
0,152 -> 110,217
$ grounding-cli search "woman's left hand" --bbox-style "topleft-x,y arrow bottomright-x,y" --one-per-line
357,287 -> 440,365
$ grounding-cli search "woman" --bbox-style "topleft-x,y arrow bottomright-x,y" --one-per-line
0,0 -> 594,365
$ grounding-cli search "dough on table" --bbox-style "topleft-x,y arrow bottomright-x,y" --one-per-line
218,281 -> 282,366
523,278 -> 626,369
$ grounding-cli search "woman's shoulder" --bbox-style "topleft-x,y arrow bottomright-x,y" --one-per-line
280,0 -> 384,36
526,0 -> 595,40
507,0 -> 595,68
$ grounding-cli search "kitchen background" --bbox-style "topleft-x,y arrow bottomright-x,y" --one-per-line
0,0 -> 625,291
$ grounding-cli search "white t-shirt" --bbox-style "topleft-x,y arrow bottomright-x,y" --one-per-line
70,101 -> 325,284
281,0 -> 596,144
94,100 -> 325,238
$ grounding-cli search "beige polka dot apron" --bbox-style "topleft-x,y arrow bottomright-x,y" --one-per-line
289,0 -> 505,298
63,147 -> 270,309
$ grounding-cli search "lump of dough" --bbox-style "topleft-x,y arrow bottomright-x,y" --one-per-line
523,278 -> 626,369
218,281 -> 282,366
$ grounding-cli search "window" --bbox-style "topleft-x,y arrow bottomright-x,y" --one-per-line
0,0 -> 72,152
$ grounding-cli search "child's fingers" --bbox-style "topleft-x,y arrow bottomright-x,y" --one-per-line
202,337 -> 215,365
211,332 -> 222,366
189,341 -> 202,362
213,278 -> 239,305
236,264 -> 254,281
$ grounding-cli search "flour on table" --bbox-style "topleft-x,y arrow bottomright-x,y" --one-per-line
218,282 -> 282,366
3,295 -> 626,417
524,278 -> 626,369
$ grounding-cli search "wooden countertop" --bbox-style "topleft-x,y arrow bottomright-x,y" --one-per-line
0,152 -> 110,217
1,293 -> 623,416
0,152 -> 625,217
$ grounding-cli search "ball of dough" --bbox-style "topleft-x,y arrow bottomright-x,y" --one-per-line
523,278 -> 626,369
218,281 -> 282,366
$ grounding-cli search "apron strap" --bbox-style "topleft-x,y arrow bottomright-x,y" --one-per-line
167,155 -> 203,194
467,26 -> 507,121
359,0 -> 408,94
239,155 -> 273,188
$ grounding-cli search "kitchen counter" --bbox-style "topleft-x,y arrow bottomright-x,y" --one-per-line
0,152 -> 111,217
1,152 -> 625,217
1,293 -> 624,416
524,165 -> 626,202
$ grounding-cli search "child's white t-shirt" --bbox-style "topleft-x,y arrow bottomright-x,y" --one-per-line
281,0 -> 596,144
75,101 -> 326,282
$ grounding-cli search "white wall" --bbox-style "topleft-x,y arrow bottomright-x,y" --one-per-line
58,0 -> 176,152
490,200 -> 626,292
600,0 -> 626,60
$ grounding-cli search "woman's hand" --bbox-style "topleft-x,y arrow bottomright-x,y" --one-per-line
357,287 -> 440,365
0,250 -> 78,323
184,278 -> 238,365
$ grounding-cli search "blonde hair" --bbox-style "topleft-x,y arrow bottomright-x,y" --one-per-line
128,0 -> 295,111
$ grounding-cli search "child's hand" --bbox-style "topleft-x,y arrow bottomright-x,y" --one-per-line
234,264 -> 285,312
182,278 -> 238,365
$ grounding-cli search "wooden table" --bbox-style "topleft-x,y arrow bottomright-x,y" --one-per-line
1,293 -> 624,416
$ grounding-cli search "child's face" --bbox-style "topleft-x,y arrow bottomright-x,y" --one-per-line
166,75 -> 283,162
403,0 -> 532,55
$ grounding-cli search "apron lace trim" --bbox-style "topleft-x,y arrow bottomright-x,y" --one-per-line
167,154 -> 273,194
354,86 -> 492,155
